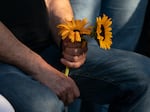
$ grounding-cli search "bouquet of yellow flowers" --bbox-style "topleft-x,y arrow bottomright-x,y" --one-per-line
57,14 -> 112,76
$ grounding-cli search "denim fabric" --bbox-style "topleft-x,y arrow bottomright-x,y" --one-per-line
0,42 -> 150,112
69,0 -> 148,112
70,42 -> 150,112
0,58 -> 64,112
0,0 -> 149,111
70,0 -> 148,51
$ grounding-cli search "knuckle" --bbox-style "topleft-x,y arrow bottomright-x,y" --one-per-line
75,63 -> 81,68
69,62 -> 81,68
73,56 -> 78,61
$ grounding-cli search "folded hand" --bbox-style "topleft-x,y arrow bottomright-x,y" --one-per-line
61,39 -> 87,68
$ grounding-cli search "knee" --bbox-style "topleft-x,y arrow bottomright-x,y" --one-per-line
23,92 -> 64,112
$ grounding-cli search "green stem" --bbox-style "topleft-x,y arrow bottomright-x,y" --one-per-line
65,66 -> 69,77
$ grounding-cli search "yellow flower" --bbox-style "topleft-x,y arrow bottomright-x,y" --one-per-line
96,14 -> 112,50
57,18 -> 92,43
57,15 -> 112,77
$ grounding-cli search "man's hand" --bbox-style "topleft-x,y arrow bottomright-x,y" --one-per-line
35,67 -> 80,105
0,22 -> 79,105
61,39 -> 88,68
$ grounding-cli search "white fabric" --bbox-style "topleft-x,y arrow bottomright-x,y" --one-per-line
0,95 -> 15,112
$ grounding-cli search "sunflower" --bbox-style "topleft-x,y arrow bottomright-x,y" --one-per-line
57,18 -> 92,43
57,15 -> 112,77
95,14 -> 112,50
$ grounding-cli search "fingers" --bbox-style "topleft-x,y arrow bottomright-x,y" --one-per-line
61,39 -> 87,68
61,54 -> 86,68
62,38 -> 87,50
65,77 -> 80,105
56,77 -> 80,105
62,49 -> 86,62
62,39 -> 82,48
61,48 -> 87,68
63,47 -> 87,56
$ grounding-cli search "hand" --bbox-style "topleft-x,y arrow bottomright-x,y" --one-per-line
35,67 -> 80,105
61,39 -> 88,68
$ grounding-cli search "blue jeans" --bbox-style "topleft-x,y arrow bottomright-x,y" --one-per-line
70,0 -> 148,51
69,0 -> 148,112
0,42 -> 150,112
0,60 -> 64,111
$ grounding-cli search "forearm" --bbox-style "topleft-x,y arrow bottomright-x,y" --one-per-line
0,22 -> 59,78
45,0 -> 74,46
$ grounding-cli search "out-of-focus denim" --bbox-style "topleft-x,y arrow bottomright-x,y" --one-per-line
0,0 -> 149,112
69,0 -> 148,112
71,42 -> 150,112
0,50 -> 64,112
0,42 -> 150,112
70,0 -> 148,51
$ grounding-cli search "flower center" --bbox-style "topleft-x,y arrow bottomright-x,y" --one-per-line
73,29 -> 80,32
100,25 -> 105,40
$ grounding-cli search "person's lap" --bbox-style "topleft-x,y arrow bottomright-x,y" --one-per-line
69,0 -> 148,111
70,43 -> 150,112
0,61 -> 64,112
70,42 -> 150,112
0,42 -> 150,111
41,43 -> 150,111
